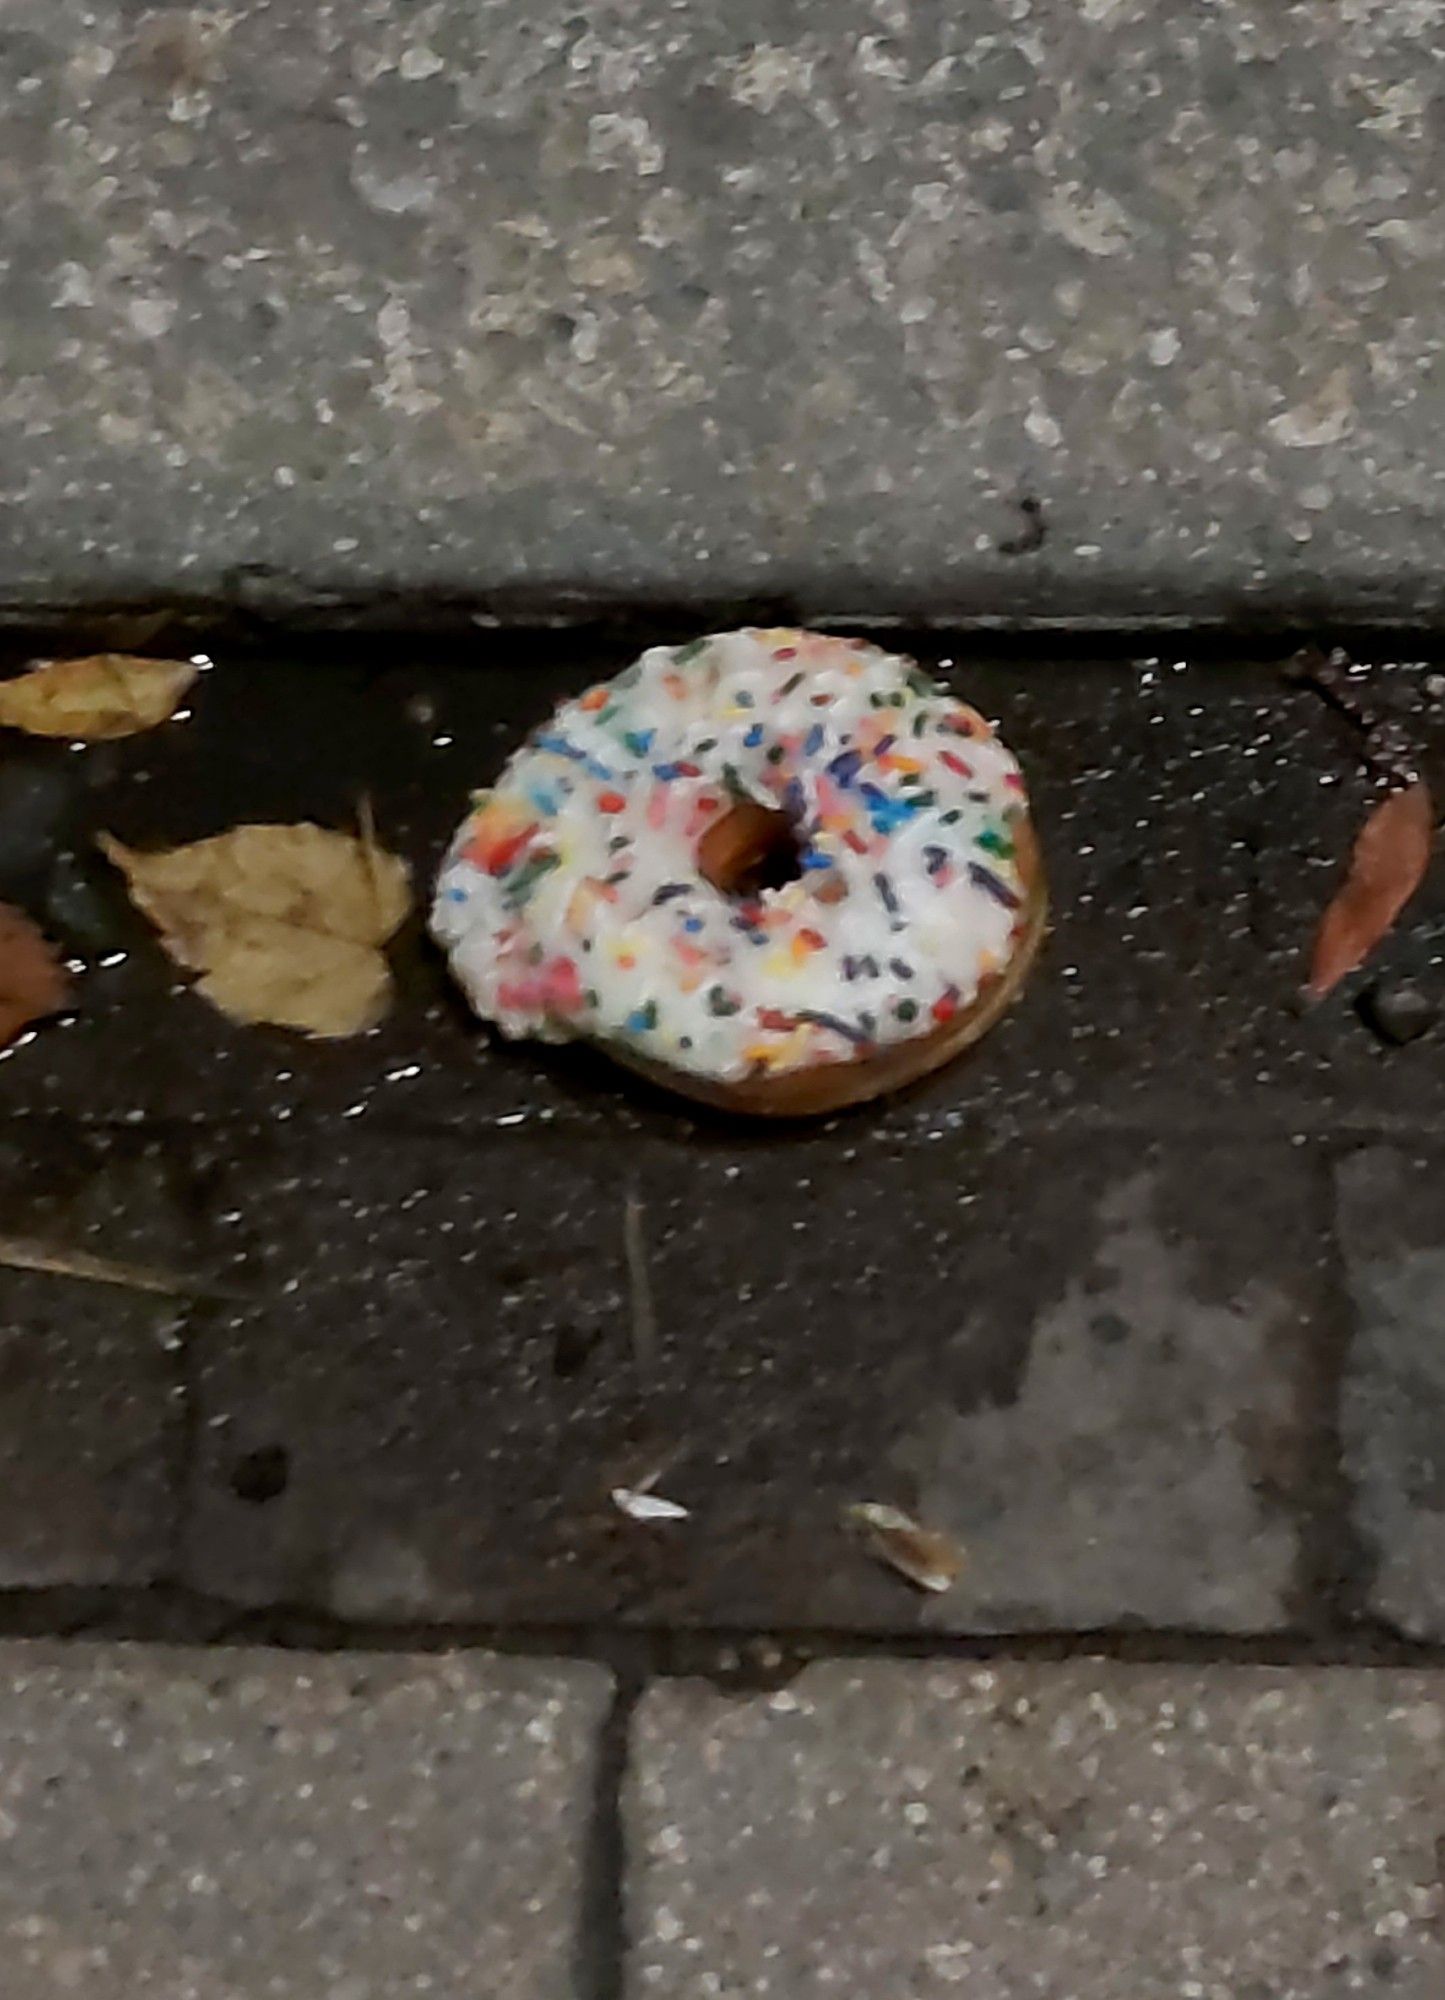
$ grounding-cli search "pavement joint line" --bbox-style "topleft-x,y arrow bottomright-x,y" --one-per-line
0,1595 -> 1442,1670
1297,1137 -> 1378,1632
3,609 -> 1445,647
160,1293 -> 217,1585
574,1671 -> 643,2000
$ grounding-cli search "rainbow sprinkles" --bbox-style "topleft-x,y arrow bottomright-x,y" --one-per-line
432,629 -> 1033,1088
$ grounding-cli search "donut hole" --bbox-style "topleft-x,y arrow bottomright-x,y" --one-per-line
698,800 -> 803,899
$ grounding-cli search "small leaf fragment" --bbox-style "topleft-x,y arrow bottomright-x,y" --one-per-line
1306,779 -> 1434,1002
0,655 -> 197,739
611,1486 -> 690,1523
846,1502 -> 965,1594
0,903 -> 70,1049
99,820 -> 411,1037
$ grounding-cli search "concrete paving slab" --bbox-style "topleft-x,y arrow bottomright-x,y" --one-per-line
628,1662 -> 1445,1998
0,1643 -> 610,1999
178,1126 -> 1320,1633
2,4 -> 1444,623
1338,1146 -> 1445,1641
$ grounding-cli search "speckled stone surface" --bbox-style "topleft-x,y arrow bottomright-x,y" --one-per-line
0,1643 -> 609,1998
1338,1146 -> 1445,1641
628,1663 -> 1445,1998
3,2 -> 1445,621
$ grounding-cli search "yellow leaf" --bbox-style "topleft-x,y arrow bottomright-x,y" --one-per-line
0,654 -> 198,739
99,821 -> 412,1037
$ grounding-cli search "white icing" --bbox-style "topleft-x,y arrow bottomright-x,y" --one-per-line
432,628 -> 1032,1083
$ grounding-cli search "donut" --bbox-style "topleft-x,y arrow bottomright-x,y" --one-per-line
432,628 -> 1045,1115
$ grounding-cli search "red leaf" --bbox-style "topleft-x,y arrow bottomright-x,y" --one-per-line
0,903 -> 71,1049
1307,779 -> 1434,1002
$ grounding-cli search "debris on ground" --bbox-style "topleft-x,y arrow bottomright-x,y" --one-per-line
623,1191 -> 657,1371
0,1234 -> 226,1298
845,1502 -> 965,1594
0,902 -> 70,1048
98,819 -> 412,1037
1284,645 -> 1423,790
0,654 -> 197,740
1305,779 -> 1434,1003
1357,975 -> 1438,1046
611,1482 -> 691,1524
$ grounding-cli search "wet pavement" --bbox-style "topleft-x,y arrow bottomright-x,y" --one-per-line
1,632 -> 1444,1642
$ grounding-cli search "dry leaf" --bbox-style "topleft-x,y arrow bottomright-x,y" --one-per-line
0,654 -> 197,739
1307,779 -> 1434,1002
99,821 -> 411,1037
0,903 -> 70,1048
846,1502 -> 965,1594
